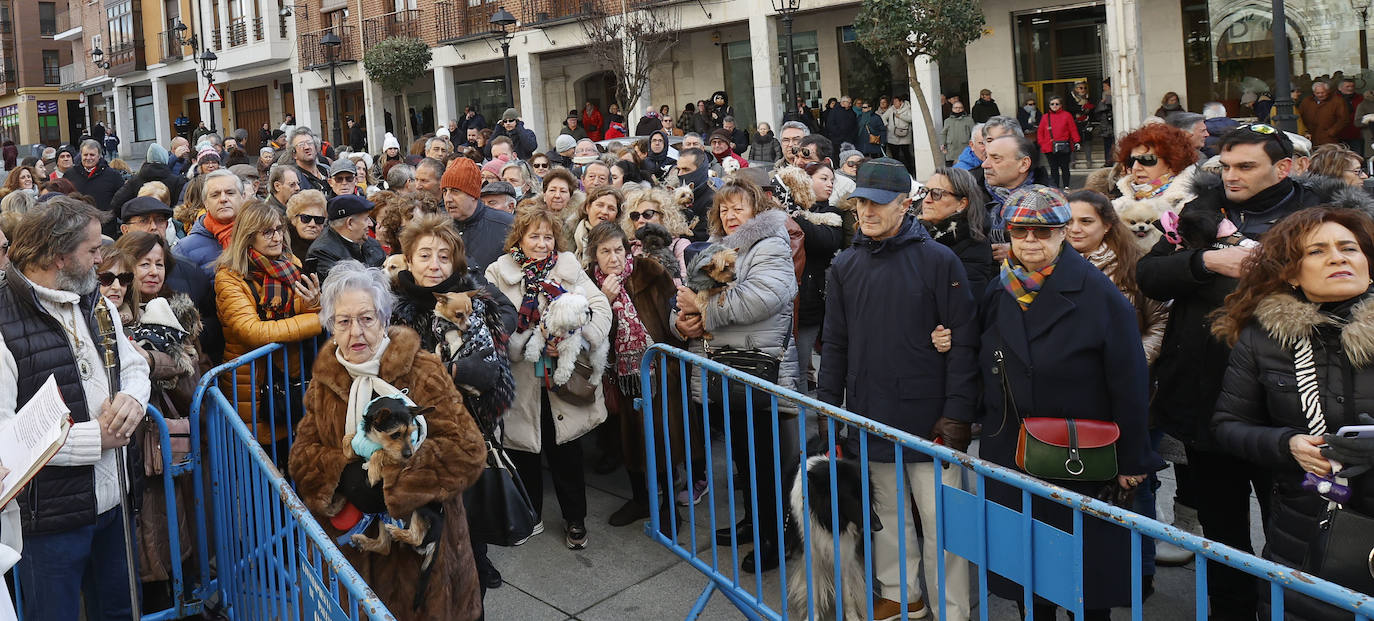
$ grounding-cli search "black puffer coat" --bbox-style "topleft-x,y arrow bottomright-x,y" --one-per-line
794,201 -> 853,328
921,212 -> 995,298
1138,172 -> 1367,448
110,161 -> 188,220
1213,292 -> 1374,620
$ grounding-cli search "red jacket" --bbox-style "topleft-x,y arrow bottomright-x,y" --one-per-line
582,108 -> 604,141
1036,109 -> 1081,153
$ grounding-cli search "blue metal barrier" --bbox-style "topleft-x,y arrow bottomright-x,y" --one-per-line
639,344 -> 1374,621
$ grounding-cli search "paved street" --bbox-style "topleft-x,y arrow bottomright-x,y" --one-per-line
486,436 -> 1268,620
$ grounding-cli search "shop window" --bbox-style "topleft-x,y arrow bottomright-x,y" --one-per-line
132,86 -> 155,142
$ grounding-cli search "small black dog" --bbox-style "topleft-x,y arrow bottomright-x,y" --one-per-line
787,455 -> 884,621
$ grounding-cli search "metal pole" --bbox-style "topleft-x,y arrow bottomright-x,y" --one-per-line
206,74 -> 217,133
329,61 -> 342,148
501,38 -> 513,110
1361,9 -> 1370,71
1271,0 -> 1297,133
784,12 -> 796,121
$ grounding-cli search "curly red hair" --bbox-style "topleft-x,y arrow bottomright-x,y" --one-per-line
1113,123 -> 1197,174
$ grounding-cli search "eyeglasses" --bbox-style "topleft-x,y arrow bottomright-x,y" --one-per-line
1049,103 -> 1062,107
1125,154 -> 1160,168
1349,167 -> 1371,178
258,226 -> 285,239
333,174 -> 355,183
629,209 -> 659,221
98,272 -> 134,287
332,313 -> 379,333
917,187 -> 964,202
844,159 -> 862,169
1007,226 -> 1062,240
531,162 -> 550,169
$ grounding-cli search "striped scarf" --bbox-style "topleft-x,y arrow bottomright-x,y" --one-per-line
1293,336 -> 1329,436
510,248 -> 562,333
999,256 -> 1058,311
1131,172 -> 1177,200
247,249 -> 303,320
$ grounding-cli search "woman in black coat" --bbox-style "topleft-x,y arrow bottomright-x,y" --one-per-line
782,162 -> 854,383
1212,207 -> 1374,620
918,167 -> 995,296
978,187 -> 1160,619
110,144 -> 187,221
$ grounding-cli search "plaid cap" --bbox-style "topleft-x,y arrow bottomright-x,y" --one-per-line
848,158 -> 912,205
1003,186 -> 1071,227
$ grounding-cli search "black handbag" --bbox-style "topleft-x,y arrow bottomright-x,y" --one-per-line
462,430 -> 539,547
1048,114 -> 1071,153
1307,491 -> 1374,594
704,331 -> 790,406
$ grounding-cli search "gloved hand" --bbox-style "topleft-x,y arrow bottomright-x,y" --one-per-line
931,417 -> 972,453
1320,433 -> 1374,478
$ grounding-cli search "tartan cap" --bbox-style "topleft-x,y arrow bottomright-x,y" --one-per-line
1003,186 -> 1071,227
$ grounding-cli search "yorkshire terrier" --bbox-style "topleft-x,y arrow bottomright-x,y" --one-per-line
348,397 -> 440,571
432,291 -> 479,363
684,244 -> 739,340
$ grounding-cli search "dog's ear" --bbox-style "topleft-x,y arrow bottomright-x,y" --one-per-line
413,405 -> 435,418
433,292 -> 448,305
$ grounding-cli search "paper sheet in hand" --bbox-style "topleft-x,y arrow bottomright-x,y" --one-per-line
0,375 -> 71,507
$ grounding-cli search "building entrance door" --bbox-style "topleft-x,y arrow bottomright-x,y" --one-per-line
233,86 -> 270,150
1013,3 -> 1109,165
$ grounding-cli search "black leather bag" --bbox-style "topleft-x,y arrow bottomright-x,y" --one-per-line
704,332 -> 789,406
462,434 -> 539,547
1308,504 -> 1374,594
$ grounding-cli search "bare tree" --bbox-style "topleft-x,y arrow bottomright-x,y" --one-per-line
580,5 -> 681,118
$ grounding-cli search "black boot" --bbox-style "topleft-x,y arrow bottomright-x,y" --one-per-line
610,470 -> 651,527
715,517 -> 754,546
742,537 -> 781,573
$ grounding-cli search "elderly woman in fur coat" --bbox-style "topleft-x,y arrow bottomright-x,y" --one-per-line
290,261 -> 487,621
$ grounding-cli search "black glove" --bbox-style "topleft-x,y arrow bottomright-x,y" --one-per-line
931,417 -> 972,453
1320,434 -> 1374,479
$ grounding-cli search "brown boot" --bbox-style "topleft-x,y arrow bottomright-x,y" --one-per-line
873,595 -> 929,620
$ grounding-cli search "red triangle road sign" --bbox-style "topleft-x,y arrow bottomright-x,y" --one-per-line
203,83 -> 223,104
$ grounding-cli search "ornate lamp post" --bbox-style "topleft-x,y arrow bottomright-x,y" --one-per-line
321,31 -> 343,147
201,49 -> 219,133
1354,0 -> 1373,71
490,7 -> 517,109
770,0 -> 802,118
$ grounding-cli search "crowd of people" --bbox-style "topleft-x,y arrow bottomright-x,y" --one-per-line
0,77 -> 1368,621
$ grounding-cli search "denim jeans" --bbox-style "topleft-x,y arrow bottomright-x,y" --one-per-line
17,506 -> 139,621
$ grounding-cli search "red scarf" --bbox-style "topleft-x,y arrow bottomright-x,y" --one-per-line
593,258 -> 653,378
203,215 -> 235,248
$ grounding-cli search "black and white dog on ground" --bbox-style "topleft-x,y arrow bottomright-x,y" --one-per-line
787,454 -> 883,621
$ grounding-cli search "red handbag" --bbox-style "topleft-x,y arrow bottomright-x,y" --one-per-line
1015,417 -> 1120,481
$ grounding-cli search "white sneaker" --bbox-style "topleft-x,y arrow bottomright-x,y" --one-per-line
513,521 -> 544,546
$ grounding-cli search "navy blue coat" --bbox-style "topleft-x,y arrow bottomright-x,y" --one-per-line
818,216 -> 978,462
977,245 -> 1163,609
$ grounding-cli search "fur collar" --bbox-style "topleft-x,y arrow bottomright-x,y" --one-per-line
312,326 -> 423,400
715,208 -> 789,250
1254,293 -> 1374,367
487,250 -> 584,288
1114,163 -> 1198,208
1179,171 -> 1374,218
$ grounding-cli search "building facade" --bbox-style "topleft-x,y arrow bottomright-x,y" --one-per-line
0,0 -> 83,150
43,0 -> 1374,170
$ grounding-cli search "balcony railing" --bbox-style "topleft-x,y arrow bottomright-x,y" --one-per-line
363,9 -> 421,48
435,1 -> 498,43
212,28 -> 222,50
228,17 -> 248,46
160,29 -> 185,62
299,25 -> 358,70
523,0 -> 599,25
59,62 -> 85,88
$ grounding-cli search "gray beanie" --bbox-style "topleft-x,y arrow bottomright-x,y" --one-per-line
838,148 -> 863,165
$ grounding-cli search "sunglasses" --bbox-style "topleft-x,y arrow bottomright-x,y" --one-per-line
333,174 -> 355,182
844,159 -> 862,168
1125,154 -> 1159,168
297,214 -> 326,225
531,162 -> 550,169
98,272 -> 134,287
1246,123 -> 1279,135
1008,226 -> 1062,240
917,187 -> 963,202
1049,103 -> 1062,107
629,209 -> 659,221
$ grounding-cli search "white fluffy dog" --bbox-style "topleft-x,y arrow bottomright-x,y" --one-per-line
521,292 -> 608,385
1117,201 -> 1164,252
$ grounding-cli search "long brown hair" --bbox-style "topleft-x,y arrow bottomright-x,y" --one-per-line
1068,190 -> 1148,331
1212,207 -> 1374,345
217,200 -> 291,276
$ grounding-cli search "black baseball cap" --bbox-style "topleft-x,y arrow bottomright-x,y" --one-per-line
849,158 -> 912,205
327,194 -> 373,220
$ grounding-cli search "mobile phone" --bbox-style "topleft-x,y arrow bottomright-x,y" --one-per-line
1336,424 -> 1374,439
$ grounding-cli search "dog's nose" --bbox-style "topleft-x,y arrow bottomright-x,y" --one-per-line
402,447 -> 413,458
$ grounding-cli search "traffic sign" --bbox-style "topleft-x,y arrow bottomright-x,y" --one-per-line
203,84 -> 223,104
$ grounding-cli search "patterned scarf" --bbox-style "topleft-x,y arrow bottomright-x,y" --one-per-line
248,248 -> 303,320
1131,172 -> 1177,200
511,247 -> 561,333
593,258 -> 653,379
999,255 -> 1059,311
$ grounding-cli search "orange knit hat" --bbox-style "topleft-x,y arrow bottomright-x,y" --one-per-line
441,157 -> 481,197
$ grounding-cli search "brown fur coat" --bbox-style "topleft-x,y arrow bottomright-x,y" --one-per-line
289,327 -> 487,621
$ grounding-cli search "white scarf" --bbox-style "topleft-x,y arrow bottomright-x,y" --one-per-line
334,336 -> 406,459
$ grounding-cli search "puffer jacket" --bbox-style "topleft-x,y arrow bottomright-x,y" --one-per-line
1213,292 -> 1374,620
671,209 -> 801,408
485,251 -> 612,453
794,201 -> 853,327
215,261 -> 323,443
745,134 -> 782,163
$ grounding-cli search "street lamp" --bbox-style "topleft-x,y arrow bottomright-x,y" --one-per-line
490,6 -> 516,109
172,18 -> 198,51
321,31 -> 343,147
1354,0 -> 1373,71
90,47 -> 110,70
770,0 -> 802,121
201,49 -> 218,133
1271,0 -> 1297,133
